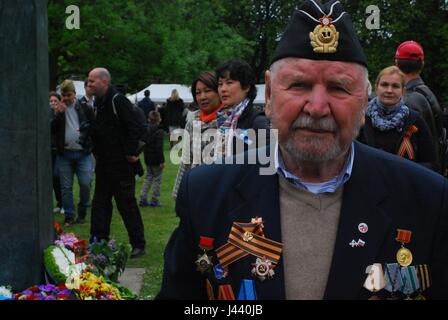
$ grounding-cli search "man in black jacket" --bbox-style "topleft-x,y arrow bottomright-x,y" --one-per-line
138,89 -> 155,121
51,80 -> 94,226
158,0 -> 448,300
395,41 -> 447,175
87,67 -> 146,259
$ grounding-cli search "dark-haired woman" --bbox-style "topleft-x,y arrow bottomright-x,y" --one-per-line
172,71 -> 223,199
215,59 -> 270,158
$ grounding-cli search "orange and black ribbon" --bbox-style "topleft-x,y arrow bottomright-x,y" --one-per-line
217,284 -> 235,300
206,279 -> 215,300
216,221 -> 283,267
397,125 -> 418,160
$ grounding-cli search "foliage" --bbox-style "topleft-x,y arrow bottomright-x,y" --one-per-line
44,245 -> 75,284
87,239 -> 131,282
341,0 -> 448,106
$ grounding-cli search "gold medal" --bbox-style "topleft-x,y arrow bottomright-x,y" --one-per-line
309,16 -> 339,53
396,247 -> 413,267
395,229 -> 413,267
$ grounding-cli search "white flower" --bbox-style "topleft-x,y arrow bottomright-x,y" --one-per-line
49,246 -> 86,279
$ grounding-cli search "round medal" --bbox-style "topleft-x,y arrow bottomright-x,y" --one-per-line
396,247 -> 413,267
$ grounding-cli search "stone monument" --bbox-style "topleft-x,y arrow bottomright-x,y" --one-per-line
0,1 -> 53,290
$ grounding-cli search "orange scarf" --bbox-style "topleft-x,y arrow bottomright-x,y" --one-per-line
199,104 -> 224,123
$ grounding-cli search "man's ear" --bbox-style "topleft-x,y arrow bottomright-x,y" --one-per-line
265,70 -> 272,119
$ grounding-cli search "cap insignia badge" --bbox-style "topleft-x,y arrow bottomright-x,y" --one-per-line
309,15 -> 339,53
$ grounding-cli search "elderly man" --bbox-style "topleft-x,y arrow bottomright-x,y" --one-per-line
87,67 -> 146,259
158,0 -> 448,300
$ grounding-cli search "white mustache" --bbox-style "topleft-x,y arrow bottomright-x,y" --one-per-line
291,115 -> 338,132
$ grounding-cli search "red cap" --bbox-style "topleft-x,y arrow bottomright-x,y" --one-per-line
395,41 -> 424,61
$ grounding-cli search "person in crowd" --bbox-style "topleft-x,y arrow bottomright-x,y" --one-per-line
183,102 -> 198,125
49,91 -> 63,215
395,40 -> 446,174
157,0 -> 448,300
51,80 -> 94,226
139,111 -> 165,207
138,89 -> 156,121
358,66 -> 437,170
87,67 -> 146,259
172,71 -> 223,199
79,78 -> 95,109
165,89 -> 185,147
215,58 -> 270,157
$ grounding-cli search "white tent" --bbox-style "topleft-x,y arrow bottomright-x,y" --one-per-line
127,84 -> 193,104
254,84 -> 265,105
127,83 -> 266,105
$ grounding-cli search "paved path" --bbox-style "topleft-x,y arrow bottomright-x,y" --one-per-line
118,268 -> 145,296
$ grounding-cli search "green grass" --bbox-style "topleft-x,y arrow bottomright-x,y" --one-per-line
54,134 -> 180,299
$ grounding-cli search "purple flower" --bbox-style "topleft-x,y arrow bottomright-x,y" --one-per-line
108,240 -> 117,251
38,284 -> 56,292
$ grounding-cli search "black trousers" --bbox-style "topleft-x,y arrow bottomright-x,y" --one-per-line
90,164 -> 146,249
52,153 -> 62,207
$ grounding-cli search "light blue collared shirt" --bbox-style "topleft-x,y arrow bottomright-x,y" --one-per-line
275,142 -> 355,194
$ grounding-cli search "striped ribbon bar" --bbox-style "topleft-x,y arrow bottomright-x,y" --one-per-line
416,264 -> 431,291
216,222 -> 264,267
218,284 -> 235,300
216,221 -> 283,267
397,125 -> 418,160
206,279 -> 215,300
401,266 -> 420,295
384,263 -> 403,293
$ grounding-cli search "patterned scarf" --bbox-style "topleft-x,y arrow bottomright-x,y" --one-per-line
216,98 -> 250,157
366,97 -> 409,132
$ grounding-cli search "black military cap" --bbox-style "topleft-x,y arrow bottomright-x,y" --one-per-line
271,0 -> 367,67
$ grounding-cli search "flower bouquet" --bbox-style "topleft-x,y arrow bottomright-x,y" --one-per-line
14,284 -> 72,300
87,239 -> 131,282
55,233 -> 87,263
75,272 -> 122,300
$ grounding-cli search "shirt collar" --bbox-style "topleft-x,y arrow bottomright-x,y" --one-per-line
275,142 -> 355,194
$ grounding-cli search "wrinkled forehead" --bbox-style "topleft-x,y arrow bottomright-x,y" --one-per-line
272,57 -> 366,81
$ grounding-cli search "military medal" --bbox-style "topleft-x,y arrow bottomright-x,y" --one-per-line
195,236 -> 215,274
395,229 -> 413,267
401,265 -> 420,299
384,263 -> 403,300
237,279 -> 257,300
414,264 -> 431,300
251,257 -> 275,282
